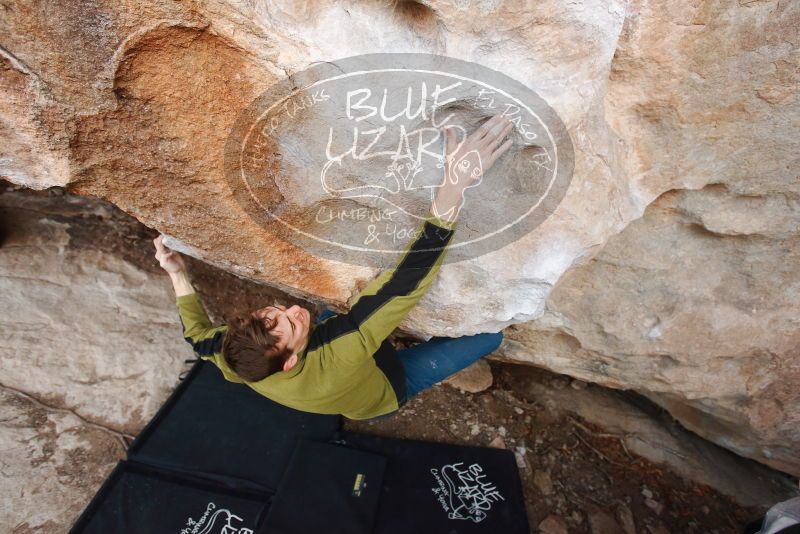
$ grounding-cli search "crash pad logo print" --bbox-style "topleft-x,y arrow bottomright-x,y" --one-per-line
430,462 -> 505,523
180,501 -> 254,534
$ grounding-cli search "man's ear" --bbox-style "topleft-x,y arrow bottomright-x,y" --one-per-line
283,353 -> 298,372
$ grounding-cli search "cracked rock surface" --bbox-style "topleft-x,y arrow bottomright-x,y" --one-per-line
0,387 -> 124,533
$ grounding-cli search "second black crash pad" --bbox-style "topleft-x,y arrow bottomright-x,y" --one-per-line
259,439 -> 387,534
335,431 -> 530,534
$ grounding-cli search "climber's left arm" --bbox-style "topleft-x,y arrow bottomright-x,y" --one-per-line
152,236 -> 218,348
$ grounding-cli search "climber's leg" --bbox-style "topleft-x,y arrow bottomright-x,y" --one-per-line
397,330 -> 504,400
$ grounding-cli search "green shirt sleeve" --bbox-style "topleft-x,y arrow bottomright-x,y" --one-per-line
176,292 -> 242,383
335,208 -> 457,364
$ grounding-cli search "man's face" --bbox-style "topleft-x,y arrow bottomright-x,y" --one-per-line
252,303 -> 311,358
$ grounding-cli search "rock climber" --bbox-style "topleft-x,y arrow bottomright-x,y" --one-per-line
153,114 -> 515,420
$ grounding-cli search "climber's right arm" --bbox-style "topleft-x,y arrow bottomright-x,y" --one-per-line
153,234 -> 213,339
174,292 -> 243,383
153,235 -> 243,383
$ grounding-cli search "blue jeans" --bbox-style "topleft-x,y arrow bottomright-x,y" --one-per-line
315,309 -> 503,401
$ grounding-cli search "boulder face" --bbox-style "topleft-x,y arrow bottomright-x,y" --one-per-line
499,186 -> 800,476
1,1 -> 798,474
0,189 -> 189,434
0,387 -> 124,532
0,187 -> 192,532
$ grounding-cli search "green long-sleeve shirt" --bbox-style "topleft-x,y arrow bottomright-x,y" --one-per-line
176,208 -> 457,419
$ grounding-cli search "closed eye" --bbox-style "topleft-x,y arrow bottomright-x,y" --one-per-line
265,307 -> 293,347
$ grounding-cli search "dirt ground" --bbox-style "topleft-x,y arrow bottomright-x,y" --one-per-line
3,184 -> 774,533
346,360 -> 764,534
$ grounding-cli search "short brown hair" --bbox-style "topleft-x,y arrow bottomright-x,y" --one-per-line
221,312 -> 294,382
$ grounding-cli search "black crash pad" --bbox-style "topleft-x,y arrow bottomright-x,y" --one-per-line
335,431 -> 530,534
127,359 -> 341,492
70,461 -> 269,534
259,439 -> 387,534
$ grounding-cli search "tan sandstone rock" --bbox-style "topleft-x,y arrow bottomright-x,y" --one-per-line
0,387 -> 124,533
443,358 -> 494,393
0,190 -> 189,434
1,0 -> 798,475
499,186 -> 800,476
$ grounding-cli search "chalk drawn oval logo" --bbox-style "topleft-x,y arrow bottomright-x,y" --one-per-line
224,53 -> 574,268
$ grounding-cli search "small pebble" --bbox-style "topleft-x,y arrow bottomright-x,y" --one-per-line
550,377 -> 570,390
645,498 -> 664,515
514,446 -> 528,469
534,469 -> 554,495
489,436 -> 506,449
538,515 -> 568,534
570,379 -> 588,390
